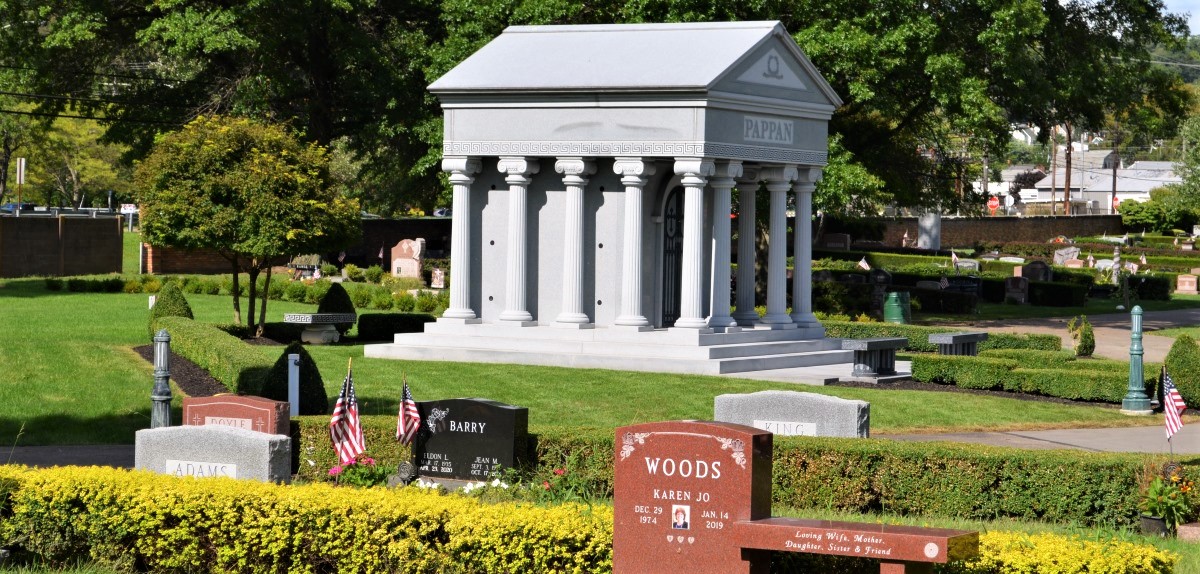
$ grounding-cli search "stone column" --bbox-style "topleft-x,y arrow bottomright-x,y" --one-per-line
555,157 -> 596,328
759,165 -> 798,328
497,157 -> 540,325
732,169 -> 760,325
614,157 -> 656,329
440,156 -> 482,323
790,168 -> 822,330
708,161 -> 742,331
673,158 -> 715,330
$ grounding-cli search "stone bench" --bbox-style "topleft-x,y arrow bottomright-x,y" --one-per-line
928,332 -> 988,356
284,312 -> 357,344
841,337 -> 907,377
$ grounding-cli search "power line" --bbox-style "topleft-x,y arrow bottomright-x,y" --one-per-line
0,107 -> 182,126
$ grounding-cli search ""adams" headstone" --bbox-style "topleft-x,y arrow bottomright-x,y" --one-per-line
414,398 -> 529,483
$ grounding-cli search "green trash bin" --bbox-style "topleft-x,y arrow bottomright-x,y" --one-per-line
883,291 -> 910,324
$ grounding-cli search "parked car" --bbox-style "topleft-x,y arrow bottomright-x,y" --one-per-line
0,202 -> 35,213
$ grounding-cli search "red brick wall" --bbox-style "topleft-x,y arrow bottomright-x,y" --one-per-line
0,216 -> 122,278
876,215 -> 1123,247
144,244 -> 231,275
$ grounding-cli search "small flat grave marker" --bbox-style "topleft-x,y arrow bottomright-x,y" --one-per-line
183,395 -> 290,435
415,398 -> 528,483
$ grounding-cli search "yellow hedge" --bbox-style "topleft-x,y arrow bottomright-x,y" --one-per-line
0,465 -> 612,573
0,466 -> 1177,574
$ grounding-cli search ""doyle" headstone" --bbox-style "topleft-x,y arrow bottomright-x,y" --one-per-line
713,391 -> 869,438
183,396 -> 290,435
415,398 -> 528,482
135,425 -> 291,484
613,420 -> 977,573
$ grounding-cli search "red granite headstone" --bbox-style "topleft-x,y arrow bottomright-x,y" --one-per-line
182,396 -> 290,436
613,421 -> 978,574
613,421 -> 772,574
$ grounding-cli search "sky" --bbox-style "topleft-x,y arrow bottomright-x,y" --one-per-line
1165,0 -> 1200,35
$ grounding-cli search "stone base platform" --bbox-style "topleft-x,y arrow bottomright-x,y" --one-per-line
364,322 -> 851,376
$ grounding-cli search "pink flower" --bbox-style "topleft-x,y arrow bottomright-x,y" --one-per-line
328,466 -> 343,477
553,468 -> 565,476
363,457 -> 375,466
542,481 -> 551,490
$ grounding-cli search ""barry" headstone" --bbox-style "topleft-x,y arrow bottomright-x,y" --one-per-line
613,421 -> 977,573
183,396 -> 290,435
135,425 -> 291,483
415,398 -> 529,483
713,391 -> 869,438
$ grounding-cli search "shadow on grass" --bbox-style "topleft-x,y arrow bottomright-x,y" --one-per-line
0,407 -> 183,447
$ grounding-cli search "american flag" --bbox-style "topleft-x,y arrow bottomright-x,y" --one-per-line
939,276 -> 949,289
857,257 -> 870,270
1140,253 -> 1147,265
396,376 -> 421,446
1164,369 -> 1187,439
330,367 -> 365,465
951,251 -> 959,266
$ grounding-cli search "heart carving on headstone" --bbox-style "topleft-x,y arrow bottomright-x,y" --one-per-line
688,537 -> 695,544
667,535 -> 674,543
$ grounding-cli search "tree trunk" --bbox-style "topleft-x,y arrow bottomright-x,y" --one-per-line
1063,123 -> 1073,216
230,259 -> 243,325
246,263 -> 261,336
257,264 -> 272,338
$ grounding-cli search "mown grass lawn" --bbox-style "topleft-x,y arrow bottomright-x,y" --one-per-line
0,276 -> 1159,445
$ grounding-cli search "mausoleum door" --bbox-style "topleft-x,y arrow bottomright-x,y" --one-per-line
660,186 -> 684,327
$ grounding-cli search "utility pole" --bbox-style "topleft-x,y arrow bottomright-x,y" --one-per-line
1050,136 -> 1058,215
1063,123 -> 1074,216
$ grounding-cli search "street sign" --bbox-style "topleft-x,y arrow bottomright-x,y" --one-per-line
120,204 -> 138,215
15,157 -> 25,185
986,196 -> 999,210
1112,195 -> 1121,210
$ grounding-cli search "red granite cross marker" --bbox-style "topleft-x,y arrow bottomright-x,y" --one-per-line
613,421 -> 978,574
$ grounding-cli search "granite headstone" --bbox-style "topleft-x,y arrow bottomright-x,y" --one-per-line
713,391 -> 869,438
183,396 -> 290,436
135,425 -> 291,483
415,398 -> 529,482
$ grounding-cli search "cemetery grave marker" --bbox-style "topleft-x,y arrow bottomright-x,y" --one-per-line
1021,261 -> 1052,282
391,238 -> 425,278
135,425 -> 292,484
1052,247 -> 1080,265
714,390 -> 869,438
1178,274 -> 1198,296
414,398 -> 529,484
613,421 -> 977,573
183,396 -> 290,435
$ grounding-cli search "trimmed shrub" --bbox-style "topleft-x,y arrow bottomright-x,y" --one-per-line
0,465 -> 613,573
148,282 -> 194,340
913,354 -> 1145,401
259,342 -> 328,415
156,317 -> 272,395
1164,334 -> 1200,407
304,278 -> 332,305
356,313 -> 436,342
911,355 -> 1019,389
364,264 -> 385,283
824,322 -> 1061,353
347,283 -> 374,308
43,278 -> 63,291
1134,274 -> 1171,300
343,263 -> 364,282
977,332 -> 1061,351
282,280 -> 308,302
1068,315 -> 1095,357
316,282 -> 356,335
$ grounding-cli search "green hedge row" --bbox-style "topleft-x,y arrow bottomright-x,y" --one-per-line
155,316 -> 274,395
911,353 -> 1158,403
823,321 -> 1061,353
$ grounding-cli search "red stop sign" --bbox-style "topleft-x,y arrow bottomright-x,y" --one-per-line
1113,195 -> 1121,209
987,196 -> 1000,210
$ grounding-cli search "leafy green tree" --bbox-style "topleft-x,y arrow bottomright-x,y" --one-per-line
134,115 -> 360,334
25,114 -> 129,208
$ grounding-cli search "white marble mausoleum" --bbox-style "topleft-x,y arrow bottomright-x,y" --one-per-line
365,21 -> 853,375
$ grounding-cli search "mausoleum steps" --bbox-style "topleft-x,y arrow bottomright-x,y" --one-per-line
363,324 -> 854,376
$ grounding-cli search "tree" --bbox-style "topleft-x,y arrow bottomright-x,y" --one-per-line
25,114 -> 130,208
134,115 -> 360,334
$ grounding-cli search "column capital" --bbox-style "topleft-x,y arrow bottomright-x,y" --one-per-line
735,165 -> 761,185
711,160 -> 743,187
760,164 -> 799,189
794,167 -> 823,191
498,156 -> 540,180
614,157 -> 657,179
442,156 -> 482,176
555,157 -> 597,179
673,158 -> 716,178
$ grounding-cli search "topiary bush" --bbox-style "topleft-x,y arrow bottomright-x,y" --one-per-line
364,264 -> 385,284
259,342 -> 328,415
316,282 -> 356,335
148,282 -> 194,340
1165,334 -> 1200,407
1068,315 -> 1095,357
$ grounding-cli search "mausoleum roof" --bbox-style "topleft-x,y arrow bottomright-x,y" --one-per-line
428,21 -> 841,106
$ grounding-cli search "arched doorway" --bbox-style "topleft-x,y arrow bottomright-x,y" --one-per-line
660,186 -> 684,326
